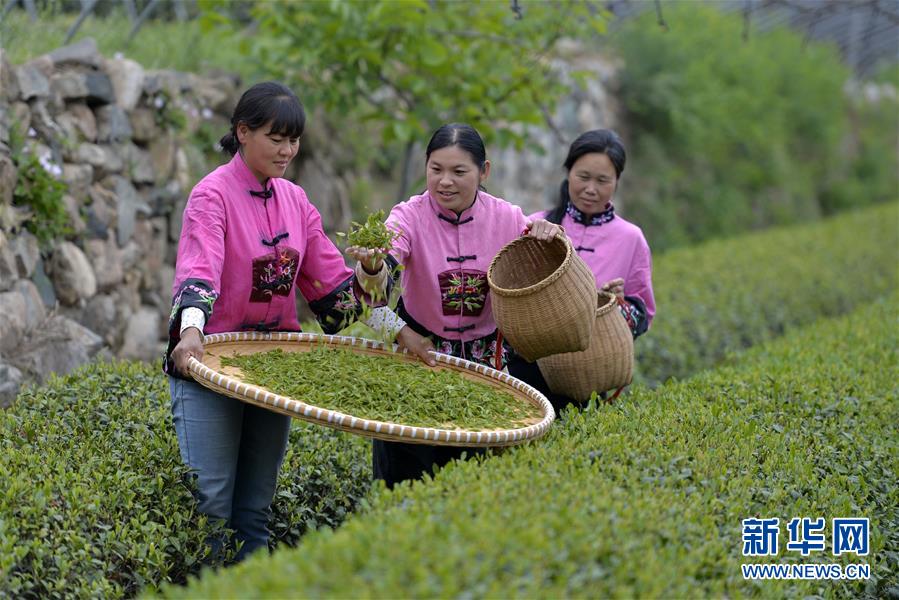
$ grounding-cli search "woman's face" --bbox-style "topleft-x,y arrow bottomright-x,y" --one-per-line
567,152 -> 618,215
426,145 -> 489,213
237,120 -> 300,184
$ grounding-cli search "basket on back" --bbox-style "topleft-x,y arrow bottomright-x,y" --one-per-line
537,291 -> 634,402
487,234 -> 596,362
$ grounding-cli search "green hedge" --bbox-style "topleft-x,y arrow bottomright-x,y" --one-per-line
636,201 -> 899,387
3,204 -> 896,597
0,363 -> 369,598
167,293 -> 899,598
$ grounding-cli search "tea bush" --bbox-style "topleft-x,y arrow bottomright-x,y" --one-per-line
0,362 -> 369,598
3,204 -> 896,598
167,293 -> 898,598
637,201 -> 898,386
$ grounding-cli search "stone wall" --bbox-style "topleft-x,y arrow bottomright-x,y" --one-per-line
0,39 -> 247,404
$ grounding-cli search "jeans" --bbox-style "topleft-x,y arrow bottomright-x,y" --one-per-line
169,376 -> 291,561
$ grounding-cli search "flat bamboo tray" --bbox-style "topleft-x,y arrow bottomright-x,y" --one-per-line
187,331 -> 555,447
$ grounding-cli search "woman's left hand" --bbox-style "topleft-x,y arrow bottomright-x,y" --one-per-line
345,246 -> 383,274
524,219 -> 563,241
600,277 -> 625,299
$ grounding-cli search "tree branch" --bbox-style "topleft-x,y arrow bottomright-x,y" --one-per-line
654,0 -> 668,31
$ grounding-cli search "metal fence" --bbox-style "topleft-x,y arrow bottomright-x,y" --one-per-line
607,0 -> 899,78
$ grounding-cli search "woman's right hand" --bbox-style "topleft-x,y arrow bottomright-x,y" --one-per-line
395,326 -> 437,367
172,327 -> 205,377
345,246 -> 384,275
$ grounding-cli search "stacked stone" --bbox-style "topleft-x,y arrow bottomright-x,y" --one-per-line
0,38 -> 240,405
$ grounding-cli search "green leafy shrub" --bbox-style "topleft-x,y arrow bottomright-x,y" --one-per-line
4,205 -> 896,598
0,361 -> 370,598
164,293 -> 898,598
612,4 -> 897,251
8,128 -> 71,248
223,0 -> 607,151
637,202 -> 899,386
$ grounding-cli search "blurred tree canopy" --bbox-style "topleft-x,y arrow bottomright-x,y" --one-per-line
200,0 -> 607,197
612,4 -> 898,250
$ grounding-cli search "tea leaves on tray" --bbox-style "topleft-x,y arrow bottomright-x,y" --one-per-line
219,347 -> 541,430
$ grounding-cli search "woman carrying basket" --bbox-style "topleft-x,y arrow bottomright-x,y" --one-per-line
508,129 -> 656,415
373,123 -> 562,488
166,82 -> 432,561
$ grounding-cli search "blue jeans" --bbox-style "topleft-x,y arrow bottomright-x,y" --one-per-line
169,377 -> 291,561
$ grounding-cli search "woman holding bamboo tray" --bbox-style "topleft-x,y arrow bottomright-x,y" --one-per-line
165,82 -> 433,561
508,129 -> 656,415
373,123 -> 563,488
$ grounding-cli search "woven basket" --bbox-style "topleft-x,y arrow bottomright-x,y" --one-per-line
487,234 -> 597,361
536,291 -> 634,402
188,331 -> 555,447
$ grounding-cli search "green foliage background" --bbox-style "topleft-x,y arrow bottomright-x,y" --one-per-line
206,0 -> 607,150
612,4 -> 898,251
3,2 -> 895,249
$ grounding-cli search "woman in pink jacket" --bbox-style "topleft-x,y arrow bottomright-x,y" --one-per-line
166,82 -> 429,560
508,129 -> 656,415
374,123 -> 562,488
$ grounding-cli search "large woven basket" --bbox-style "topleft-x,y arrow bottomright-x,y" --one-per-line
187,331 -> 555,447
487,234 -> 597,361
536,291 -> 634,402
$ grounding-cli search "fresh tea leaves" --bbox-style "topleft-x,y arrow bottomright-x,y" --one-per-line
220,347 -> 541,430
337,210 -> 398,251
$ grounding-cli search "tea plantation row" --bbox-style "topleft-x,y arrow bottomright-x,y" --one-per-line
636,201 -> 898,386
169,292 -> 898,598
1,204 -> 895,597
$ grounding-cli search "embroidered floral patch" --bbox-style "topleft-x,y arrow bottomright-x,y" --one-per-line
250,246 -> 300,302
439,269 -> 487,316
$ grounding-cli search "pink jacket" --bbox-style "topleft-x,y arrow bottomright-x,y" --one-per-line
166,153 -> 362,374
388,191 -> 528,342
531,209 -> 655,327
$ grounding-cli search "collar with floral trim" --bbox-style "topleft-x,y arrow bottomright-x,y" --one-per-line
566,201 -> 615,226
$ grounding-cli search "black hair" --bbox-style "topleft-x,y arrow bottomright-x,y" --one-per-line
425,123 -> 487,171
219,81 -> 306,156
546,129 -> 627,224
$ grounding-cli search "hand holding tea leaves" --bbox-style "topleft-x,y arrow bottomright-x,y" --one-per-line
339,210 -> 399,274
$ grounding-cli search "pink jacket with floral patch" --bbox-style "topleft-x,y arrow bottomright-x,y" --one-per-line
531,209 -> 655,328
387,190 -> 528,343
165,153 -> 362,374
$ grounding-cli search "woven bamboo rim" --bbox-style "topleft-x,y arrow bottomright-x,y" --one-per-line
487,233 -> 572,297
187,331 -> 555,447
595,291 -> 619,316
487,233 -> 597,361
